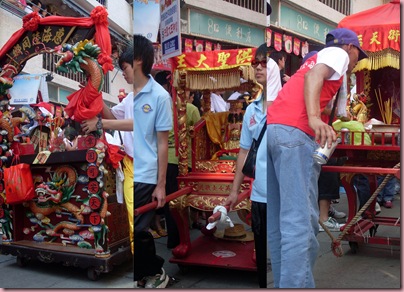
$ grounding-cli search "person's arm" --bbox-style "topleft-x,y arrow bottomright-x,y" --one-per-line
81,117 -> 133,134
304,63 -> 337,148
224,147 -> 248,210
101,103 -> 116,120
151,131 -> 169,209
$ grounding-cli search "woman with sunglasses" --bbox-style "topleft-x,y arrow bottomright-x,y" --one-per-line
224,43 -> 281,288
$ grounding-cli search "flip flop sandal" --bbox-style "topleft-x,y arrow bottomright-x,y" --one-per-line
148,228 -> 161,239
157,228 -> 167,237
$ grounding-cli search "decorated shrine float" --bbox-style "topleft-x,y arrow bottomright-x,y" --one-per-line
136,48 -> 262,272
322,0 -> 400,256
0,7 -> 131,280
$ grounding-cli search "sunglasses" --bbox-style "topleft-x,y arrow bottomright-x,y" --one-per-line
251,59 -> 267,68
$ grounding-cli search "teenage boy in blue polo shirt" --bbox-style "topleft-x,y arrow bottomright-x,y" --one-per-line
132,35 -> 173,289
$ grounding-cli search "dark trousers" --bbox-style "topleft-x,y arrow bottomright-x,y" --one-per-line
164,163 -> 180,248
353,174 -> 371,210
251,201 -> 267,288
134,182 -> 164,280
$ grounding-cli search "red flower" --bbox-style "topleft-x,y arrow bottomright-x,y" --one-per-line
90,6 -> 108,25
22,13 -> 41,32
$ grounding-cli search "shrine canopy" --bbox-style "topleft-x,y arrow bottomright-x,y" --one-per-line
171,48 -> 257,91
338,0 -> 400,71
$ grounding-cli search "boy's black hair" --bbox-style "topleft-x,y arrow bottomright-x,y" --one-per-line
64,126 -> 78,141
29,0 -> 41,7
269,50 -> 286,64
255,43 -> 269,59
191,91 -> 202,116
154,71 -> 170,86
133,34 -> 154,76
118,45 -> 134,70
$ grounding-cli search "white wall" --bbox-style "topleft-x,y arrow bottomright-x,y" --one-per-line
105,68 -> 132,104
75,0 -> 133,35
352,0 -> 384,14
0,10 -> 24,46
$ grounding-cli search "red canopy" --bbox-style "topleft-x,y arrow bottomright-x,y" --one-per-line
338,0 -> 400,70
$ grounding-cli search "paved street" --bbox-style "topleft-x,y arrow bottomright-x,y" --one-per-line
0,191 -> 400,289
160,191 -> 401,289
0,253 -> 133,289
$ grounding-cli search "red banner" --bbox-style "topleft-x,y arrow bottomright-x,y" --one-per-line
195,40 -> 204,52
171,48 -> 257,71
266,28 -> 272,47
293,38 -> 301,56
283,35 -> 293,54
274,33 -> 282,51
184,38 -> 193,53
205,41 -> 212,52
301,41 -> 309,58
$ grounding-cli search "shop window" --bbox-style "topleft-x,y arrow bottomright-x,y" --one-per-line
47,84 -> 73,105
222,0 -> 265,14
317,0 -> 351,15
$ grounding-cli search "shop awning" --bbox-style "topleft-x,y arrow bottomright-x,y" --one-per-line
338,0 -> 400,70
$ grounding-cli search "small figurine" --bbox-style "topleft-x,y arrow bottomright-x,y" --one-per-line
63,126 -> 80,151
118,89 -> 127,102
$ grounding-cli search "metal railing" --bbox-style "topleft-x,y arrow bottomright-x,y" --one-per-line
95,0 -> 107,5
222,0 -> 265,14
317,0 -> 351,15
0,0 -> 27,17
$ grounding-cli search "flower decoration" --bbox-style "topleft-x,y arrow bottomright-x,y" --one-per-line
90,6 -> 108,25
22,13 -> 41,32
72,40 -> 93,56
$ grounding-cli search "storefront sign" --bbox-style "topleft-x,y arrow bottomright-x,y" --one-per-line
280,5 -> 335,43
189,11 -> 264,47
160,0 -> 182,60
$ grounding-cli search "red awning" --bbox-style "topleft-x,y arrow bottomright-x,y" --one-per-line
338,0 -> 400,52
338,0 -> 400,70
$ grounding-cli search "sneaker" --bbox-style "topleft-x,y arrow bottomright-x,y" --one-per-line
328,206 -> 346,219
145,268 -> 169,288
384,201 -> 393,208
375,202 -> 381,214
319,217 -> 345,232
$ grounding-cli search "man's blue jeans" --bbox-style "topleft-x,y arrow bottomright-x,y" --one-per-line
267,124 -> 321,288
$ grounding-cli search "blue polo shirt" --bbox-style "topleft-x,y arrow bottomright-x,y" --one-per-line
133,75 -> 173,184
239,93 -> 266,203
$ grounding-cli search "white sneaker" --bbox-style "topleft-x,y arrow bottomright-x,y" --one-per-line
319,217 -> 345,232
145,268 -> 169,288
375,202 -> 381,214
328,206 -> 346,219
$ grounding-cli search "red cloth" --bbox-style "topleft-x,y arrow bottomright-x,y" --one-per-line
99,137 -> 125,169
338,1 -> 400,52
64,77 -> 103,122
